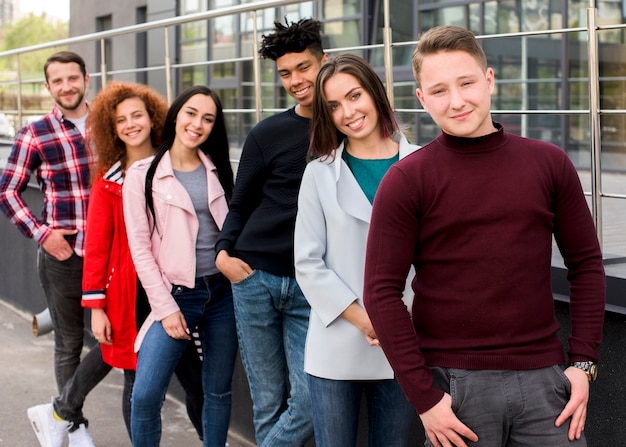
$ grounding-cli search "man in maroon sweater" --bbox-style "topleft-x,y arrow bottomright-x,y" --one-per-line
363,25 -> 605,447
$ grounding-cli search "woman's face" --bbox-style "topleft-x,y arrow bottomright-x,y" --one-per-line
323,72 -> 379,143
115,97 -> 153,149
174,93 -> 217,150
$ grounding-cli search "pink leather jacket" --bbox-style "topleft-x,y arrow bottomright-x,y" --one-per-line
123,150 -> 228,349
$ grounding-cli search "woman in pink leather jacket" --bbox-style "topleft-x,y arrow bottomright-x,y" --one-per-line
123,86 -> 236,447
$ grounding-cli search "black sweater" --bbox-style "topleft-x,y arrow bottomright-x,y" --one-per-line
215,107 -> 310,277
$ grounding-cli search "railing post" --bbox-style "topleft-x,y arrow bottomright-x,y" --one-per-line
252,10 -> 262,123
100,38 -> 107,87
164,27 -> 173,105
16,54 -> 22,128
587,3 -> 603,246
382,0 -> 394,105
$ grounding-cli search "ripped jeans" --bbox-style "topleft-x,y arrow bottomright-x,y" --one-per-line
131,274 -> 238,447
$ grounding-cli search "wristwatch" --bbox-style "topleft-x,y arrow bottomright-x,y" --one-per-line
569,361 -> 598,383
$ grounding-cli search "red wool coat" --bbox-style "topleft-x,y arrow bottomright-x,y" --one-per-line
81,163 -> 139,370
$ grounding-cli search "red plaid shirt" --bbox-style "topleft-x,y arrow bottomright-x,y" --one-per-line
0,105 -> 93,256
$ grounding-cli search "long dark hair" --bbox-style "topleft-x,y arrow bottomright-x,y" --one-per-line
144,86 -> 234,231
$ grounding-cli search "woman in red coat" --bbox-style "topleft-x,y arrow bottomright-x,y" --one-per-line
81,82 -> 204,439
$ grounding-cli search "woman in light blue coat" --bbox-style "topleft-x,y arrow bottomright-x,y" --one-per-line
294,54 -> 418,447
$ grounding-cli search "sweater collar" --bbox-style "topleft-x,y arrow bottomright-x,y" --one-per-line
438,121 -> 506,154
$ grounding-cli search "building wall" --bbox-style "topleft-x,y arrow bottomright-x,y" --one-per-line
69,0 -> 176,100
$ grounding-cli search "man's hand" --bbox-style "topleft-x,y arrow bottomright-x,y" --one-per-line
555,366 -> 590,441
161,311 -> 190,340
91,308 -> 112,345
41,228 -> 77,261
215,250 -> 252,283
420,393 -> 478,447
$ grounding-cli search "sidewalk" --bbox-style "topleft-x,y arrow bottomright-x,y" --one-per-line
0,299 -> 205,447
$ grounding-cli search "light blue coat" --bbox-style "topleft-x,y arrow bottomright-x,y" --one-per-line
294,134 -> 418,380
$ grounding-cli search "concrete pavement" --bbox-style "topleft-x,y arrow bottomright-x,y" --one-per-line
0,299 -> 230,447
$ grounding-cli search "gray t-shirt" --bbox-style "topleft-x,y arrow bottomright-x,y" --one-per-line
174,163 -> 220,277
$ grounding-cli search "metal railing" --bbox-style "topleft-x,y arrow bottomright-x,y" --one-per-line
0,0 -> 622,252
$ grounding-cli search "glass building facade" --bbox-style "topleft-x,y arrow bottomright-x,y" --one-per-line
4,0 -> 625,254
175,0 -> 625,157
168,0 -> 626,257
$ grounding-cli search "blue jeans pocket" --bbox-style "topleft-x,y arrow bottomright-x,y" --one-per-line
231,269 -> 257,285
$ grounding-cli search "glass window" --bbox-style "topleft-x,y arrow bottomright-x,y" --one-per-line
420,6 -> 466,33
598,26 -> 626,169
497,0 -> 521,33
322,0 -> 359,19
324,20 -> 361,50
522,0 -> 550,32
568,0 -> 587,30
370,0 -> 414,67
183,0 -> 203,13
597,0 -> 625,43
179,1 -> 211,87
181,66 -> 207,90
95,15 -> 112,90
212,8 -> 236,79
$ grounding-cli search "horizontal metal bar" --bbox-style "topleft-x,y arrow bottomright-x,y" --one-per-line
0,0 -> 303,58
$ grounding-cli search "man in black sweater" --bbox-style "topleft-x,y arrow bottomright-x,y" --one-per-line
215,18 -> 328,447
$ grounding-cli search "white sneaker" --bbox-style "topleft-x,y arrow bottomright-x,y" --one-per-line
68,423 -> 95,447
26,403 -> 70,447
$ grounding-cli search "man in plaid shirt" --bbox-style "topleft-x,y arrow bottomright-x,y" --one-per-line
0,51 -> 108,447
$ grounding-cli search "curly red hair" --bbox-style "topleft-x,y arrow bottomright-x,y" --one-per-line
86,81 -> 168,180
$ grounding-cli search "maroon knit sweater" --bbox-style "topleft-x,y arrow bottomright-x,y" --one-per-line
363,125 -> 605,414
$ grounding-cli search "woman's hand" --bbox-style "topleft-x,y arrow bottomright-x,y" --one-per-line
341,302 -> 380,346
161,311 -> 191,340
91,308 -> 112,345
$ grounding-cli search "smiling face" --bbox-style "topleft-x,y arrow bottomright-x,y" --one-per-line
416,50 -> 496,138
173,93 -> 217,150
324,72 -> 380,144
115,97 -> 152,150
44,61 -> 89,117
276,49 -> 328,118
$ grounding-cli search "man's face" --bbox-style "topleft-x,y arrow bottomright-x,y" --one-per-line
416,50 -> 495,138
44,62 -> 89,113
275,49 -> 328,117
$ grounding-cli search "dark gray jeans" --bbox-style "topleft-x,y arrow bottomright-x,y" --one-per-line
37,247 -> 111,429
426,365 -> 587,447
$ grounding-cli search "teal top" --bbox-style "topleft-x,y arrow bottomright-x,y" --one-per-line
342,148 -> 399,204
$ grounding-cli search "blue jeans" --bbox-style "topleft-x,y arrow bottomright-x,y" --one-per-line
428,366 -> 587,447
131,274 -> 238,447
231,269 -> 313,447
308,375 -> 414,447
123,345 -> 204,442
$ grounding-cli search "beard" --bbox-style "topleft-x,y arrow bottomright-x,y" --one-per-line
54,90 -> 85,111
